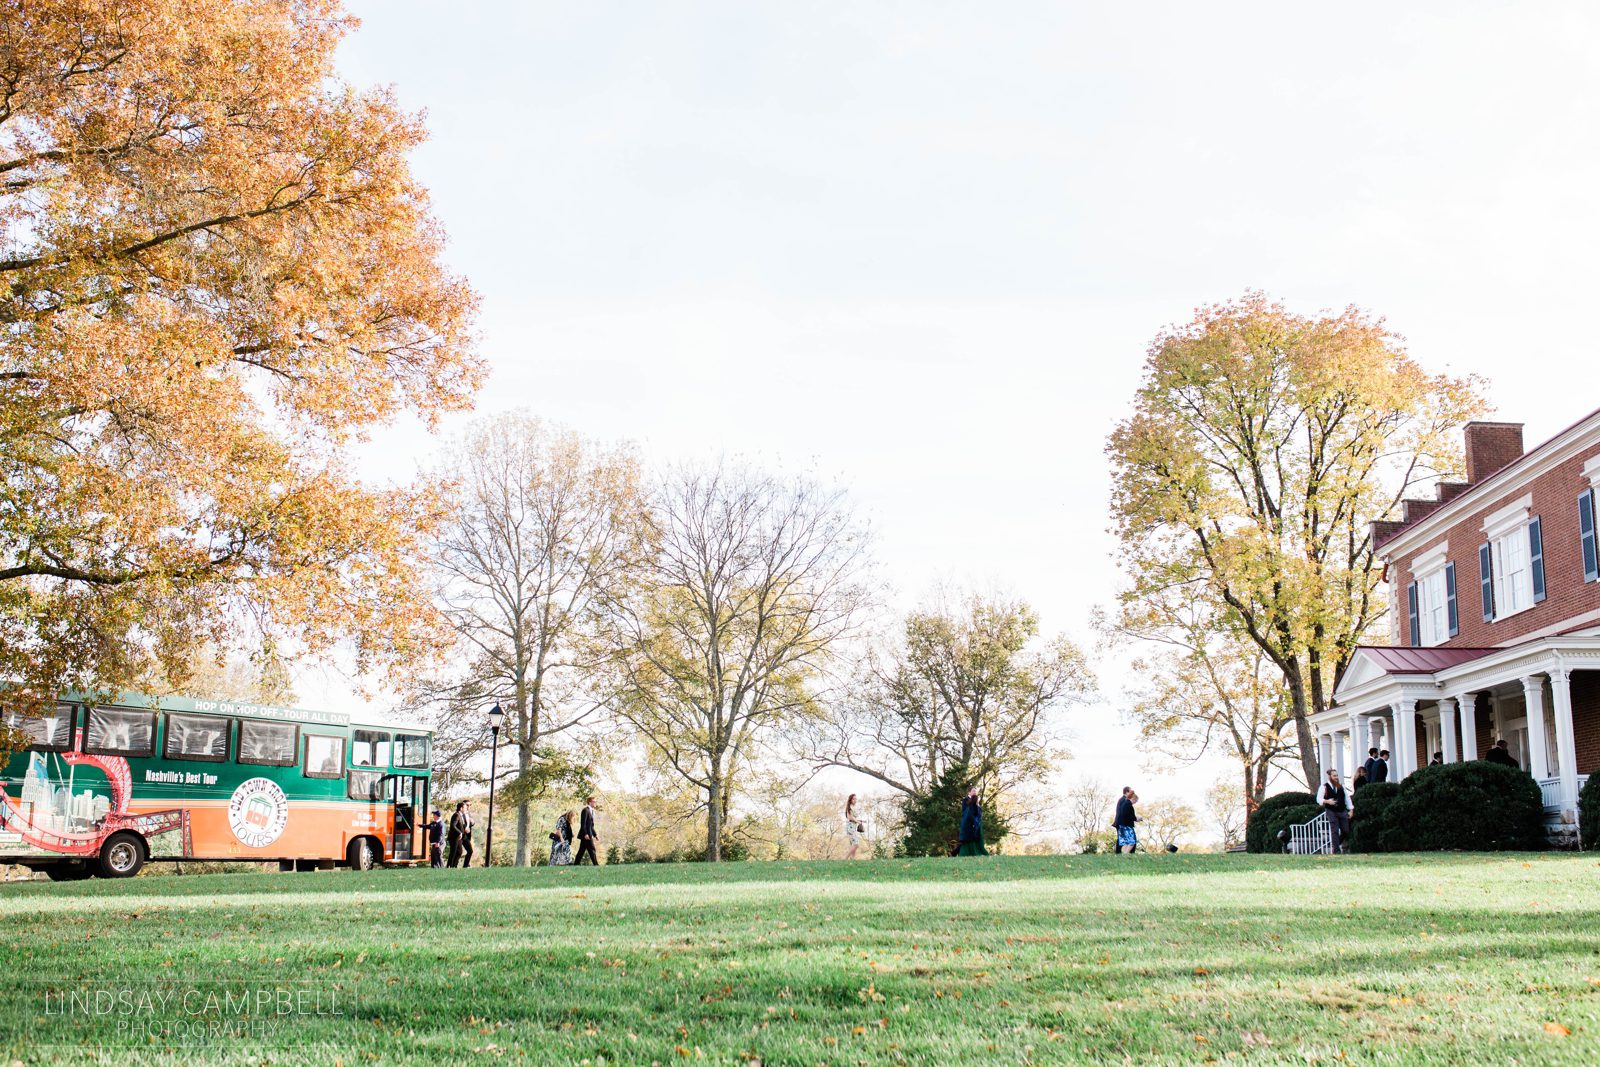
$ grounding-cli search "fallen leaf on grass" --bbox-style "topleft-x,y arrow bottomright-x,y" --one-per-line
1543,1023 -> 1570,1037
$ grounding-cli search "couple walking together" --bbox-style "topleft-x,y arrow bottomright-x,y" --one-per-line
549,796 -> 602,866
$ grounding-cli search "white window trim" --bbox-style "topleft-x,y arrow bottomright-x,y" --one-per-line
1583,453 -> 1600,490
1482,493 -> 1533,540
1409,540 -> 1449,580
1416,569 -> 1451,646
1490,525 -> 1534,621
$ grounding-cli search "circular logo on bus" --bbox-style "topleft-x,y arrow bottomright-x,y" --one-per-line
228,777 -> 289,848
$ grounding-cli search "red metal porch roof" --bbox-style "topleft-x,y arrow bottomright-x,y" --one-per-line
1352,645 -> 1498,674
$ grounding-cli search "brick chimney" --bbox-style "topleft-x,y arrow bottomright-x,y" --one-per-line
1464,422 -> 1524,484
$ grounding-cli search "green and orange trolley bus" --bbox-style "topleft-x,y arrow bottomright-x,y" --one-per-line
0,692 -> 434,879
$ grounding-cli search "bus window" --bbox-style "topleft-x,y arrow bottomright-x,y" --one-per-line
238,720 -> 298,766
164,713 -> 230,761
2,704 -> 76,751
348,768 -> 387,802
351,729 -> 391,768
85,706 -> 157,758
394,733 -> 430,769
304,735 -> 346,778
394,775 -> 426,807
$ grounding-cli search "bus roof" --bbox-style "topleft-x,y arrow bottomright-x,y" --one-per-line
57,690 -> 428,733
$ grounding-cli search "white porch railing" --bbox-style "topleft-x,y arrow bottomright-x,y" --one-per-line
1287,811 -> 1334,855
1537,774 -> 1590,812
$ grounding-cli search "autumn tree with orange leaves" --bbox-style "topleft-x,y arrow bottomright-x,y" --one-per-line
1107,294 -> 1483,788
0,1 -> 480,722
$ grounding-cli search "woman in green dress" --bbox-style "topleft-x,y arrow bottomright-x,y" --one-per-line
956,789 -> 988,856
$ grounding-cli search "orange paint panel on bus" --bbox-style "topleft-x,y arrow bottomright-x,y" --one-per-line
123,799 -> 394,861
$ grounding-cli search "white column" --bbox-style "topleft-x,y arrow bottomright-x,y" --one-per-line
1395,700 -> 1418,779
1318,732 -> 1333,777
1439,698 -> 1459,763
1348,714 -> 1362,767
1549,667 -> 1580,817
1521,676 -> 1551,780
1457,693 -> 1479,760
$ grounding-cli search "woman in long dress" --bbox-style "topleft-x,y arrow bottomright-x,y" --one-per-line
550,810 -> 574,866
956,789 -> 988,856
844,794 -> 862,860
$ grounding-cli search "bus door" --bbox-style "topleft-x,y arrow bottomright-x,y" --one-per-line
392,776 -> 423,861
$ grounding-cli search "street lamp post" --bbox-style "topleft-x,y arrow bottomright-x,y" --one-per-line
484,703 -> 505,868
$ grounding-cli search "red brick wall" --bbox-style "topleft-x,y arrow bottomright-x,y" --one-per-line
1392,440 -> 1600,648
1573,671 -> 1600,776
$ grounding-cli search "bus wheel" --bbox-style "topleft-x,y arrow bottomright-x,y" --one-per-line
98,833 -> 146,879
44,863 -> 92,881
346,838 -> 376,871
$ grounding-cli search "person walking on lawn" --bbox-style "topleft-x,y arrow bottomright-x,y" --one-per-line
843,794 -> 864,860
550,810 -> 574,866
424,808 -> 445,868
574,796 -> 601,866
1317,769 -> 1352,854
956,788 -> 988,856
1114,787 -> 1139,854
447,801 -> 475,868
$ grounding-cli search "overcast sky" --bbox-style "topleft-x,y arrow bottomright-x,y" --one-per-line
319,1 -> 1600,834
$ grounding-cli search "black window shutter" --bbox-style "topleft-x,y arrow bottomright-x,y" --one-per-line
1479,542 -> 1494,622
1407,581 -> 1420,647
1529,517 -> 1546,603
1581,489 -> 1598,583
1445,561 -> 1458,637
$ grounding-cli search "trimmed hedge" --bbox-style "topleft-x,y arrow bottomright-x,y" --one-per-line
1580,772 -> 1600,850
1347,781 -> 1401,853
1379,760 -> 1545,852
1245,791 -> 1316,853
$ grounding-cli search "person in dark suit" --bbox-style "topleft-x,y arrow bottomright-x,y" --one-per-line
1114,787 -> 1139,854
1317,769 -> 1352,854
1371,750 -> 1390,783
1485,739 -> 1518,767
447,801 -> 474,868
574,796 -> 600,865
1361,747 -> 1381,782
424,809 -> 444,868
956,789 -> 987,856
1429,751 -> 1444,767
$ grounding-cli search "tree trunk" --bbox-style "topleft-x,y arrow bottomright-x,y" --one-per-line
705,770 -> 723,863
1285,667 -> 1318,788
514,744 -> 531,866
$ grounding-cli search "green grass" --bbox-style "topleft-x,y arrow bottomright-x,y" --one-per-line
3,853 -> 1599,1064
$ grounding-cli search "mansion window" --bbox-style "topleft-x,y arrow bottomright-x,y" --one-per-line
1406,546 -> 1456,648
1479,499 -> 1545,623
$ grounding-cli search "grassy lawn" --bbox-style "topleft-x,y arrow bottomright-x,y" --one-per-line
2,853 -> 1598,1065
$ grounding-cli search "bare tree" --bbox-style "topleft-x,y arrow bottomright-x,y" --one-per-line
1205,778 -> 1246,850
1060,777 -> 1117,852
1103,592 -> 1301,808
418,413 -> 644,864
1138,797 -> 1201,850
803,591 -> 1095,807
610,463 -> 869,861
